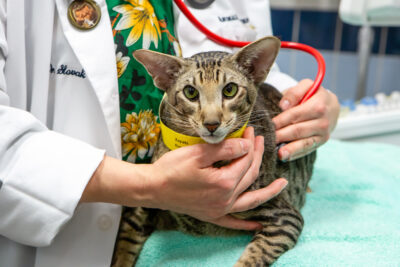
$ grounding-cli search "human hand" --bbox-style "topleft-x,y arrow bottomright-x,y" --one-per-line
272,79 -> 340,161
82,127 -> 287,231
144,127 -> 288,231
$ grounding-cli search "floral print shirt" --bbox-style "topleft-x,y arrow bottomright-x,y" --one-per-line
106,0 -> 181,163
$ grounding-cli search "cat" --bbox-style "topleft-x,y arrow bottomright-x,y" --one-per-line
111,36 -> 316,267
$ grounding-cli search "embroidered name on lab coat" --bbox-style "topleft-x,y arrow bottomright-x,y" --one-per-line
218,15 -> 249,24
50,64 -> 86,79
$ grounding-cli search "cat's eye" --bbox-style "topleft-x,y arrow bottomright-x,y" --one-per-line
222,83 -> 238,98
183,86 -> 199,101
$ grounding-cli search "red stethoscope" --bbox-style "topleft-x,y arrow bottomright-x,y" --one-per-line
174,0 -> 325,104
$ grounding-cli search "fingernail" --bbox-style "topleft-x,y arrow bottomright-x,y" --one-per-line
256,224 -> 263,231
239,140 -> 250,153
276,179 -> 288,195
280,99 -> 290,111
280,149 -> 289,162
280,179 -> 288,189
275,142 -> 286,152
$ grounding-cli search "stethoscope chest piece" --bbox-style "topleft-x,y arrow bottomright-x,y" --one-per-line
68,0 -> 101,30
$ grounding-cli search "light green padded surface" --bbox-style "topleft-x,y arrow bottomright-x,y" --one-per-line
137,140 -> 400,267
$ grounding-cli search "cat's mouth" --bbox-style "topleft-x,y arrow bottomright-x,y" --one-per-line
199,128 -> 229,144
199,123 -> 245,144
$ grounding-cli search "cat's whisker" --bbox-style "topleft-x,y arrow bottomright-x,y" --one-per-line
162,117 -> 189,124
248,114 -> 268,118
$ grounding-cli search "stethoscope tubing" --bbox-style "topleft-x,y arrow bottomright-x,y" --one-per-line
174,0 -> 326,104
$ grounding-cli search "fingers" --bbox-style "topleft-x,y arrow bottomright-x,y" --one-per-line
193,127 -> 255,168
272,95 -> 327,131
279,79 -> 313,110
272,80 -> 340,162
211,127 -> 256,190
275,118 -> 329,144
326,90 -> 340,132
209,177 -> 286,230
230,135 -> 264,197
278,135 -> 325,161
209,215 -> 263,231
230,178 -> 288,213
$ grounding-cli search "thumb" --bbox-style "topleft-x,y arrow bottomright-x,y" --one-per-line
195,138 -> 251,168
195,127 -> 255,168
280,79 -> 313,111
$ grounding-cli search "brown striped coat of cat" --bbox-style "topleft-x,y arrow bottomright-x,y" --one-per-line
112,37 -> 316,267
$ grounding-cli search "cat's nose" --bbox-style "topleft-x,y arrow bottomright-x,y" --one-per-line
204,122 -> 220,133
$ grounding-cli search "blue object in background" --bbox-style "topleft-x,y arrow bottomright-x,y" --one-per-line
270,10 -> 294,42
341,99 -> 356,110
341,24 -> 381,54
360,96 -> 378,106
299,11 -> 336,50
387,27 -> 400,55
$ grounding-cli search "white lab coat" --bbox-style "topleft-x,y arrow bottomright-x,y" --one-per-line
0,0 -> 296,266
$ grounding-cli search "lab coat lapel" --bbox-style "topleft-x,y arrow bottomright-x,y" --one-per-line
54,0 -> 122,158
29,0 -> 55,125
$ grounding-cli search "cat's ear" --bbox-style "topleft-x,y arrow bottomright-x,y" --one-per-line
133,49 -> 185,91
232,36 -> 281,85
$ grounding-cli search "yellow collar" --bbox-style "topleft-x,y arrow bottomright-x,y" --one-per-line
160,119 -> 248,150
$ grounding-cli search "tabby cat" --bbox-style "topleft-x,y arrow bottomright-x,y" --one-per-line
112,36 -> 316,267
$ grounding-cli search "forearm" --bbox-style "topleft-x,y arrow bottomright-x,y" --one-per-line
80,156 -> 154,208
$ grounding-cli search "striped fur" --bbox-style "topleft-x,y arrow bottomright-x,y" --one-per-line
112,37 -> 316,267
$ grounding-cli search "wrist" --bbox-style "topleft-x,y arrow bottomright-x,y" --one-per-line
122,162 -> 159,208
80,156 -> 158,208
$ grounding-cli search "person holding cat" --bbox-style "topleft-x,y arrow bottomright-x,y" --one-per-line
0,1 -> 285,267
0,0 -> 338,266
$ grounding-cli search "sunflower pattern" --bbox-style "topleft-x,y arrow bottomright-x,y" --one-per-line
121,110 -> 160,163
106,0 -> 179,163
